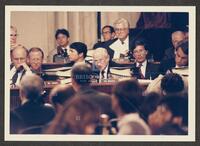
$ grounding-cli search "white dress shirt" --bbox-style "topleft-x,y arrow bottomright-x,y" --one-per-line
10,66 -> 33,86
109,37 -> 129,59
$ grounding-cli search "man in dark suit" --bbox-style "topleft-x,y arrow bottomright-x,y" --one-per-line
104,18 -> 135,60
130,39 -> 160,80
10,45 -> 32,86
93,25 -> 116,49
10,74 -> 55,133
162,31 -> 186,61
160,40 -> 188,75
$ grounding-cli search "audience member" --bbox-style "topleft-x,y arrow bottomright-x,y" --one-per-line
130,39 -> 160,79
44,96 -> 100,134
93,25 -> 116,49
161,73 -> 185,96
140,92 -> 161,122
71,62 -> 113,117
148,95 -> 188,135
111,79 -> 151,135
49,84 -> 75,112
163,31 -> 186,61
145,73 -> 188,97
10,45 -> 32,86
10,74 -> 55,133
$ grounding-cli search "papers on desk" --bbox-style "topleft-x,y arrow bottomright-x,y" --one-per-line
60,78 -> 71,84
138,79 -> 152,86
172,67 -> 188,76
43,66 -> 72,72
110,68 -> 132,77
56,70 -> 71,77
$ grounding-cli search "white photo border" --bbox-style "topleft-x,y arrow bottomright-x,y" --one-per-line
5,5 -> 196,141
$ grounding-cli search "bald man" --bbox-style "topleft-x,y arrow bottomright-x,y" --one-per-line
10,45 -> 32,86
163,31 -> 186,61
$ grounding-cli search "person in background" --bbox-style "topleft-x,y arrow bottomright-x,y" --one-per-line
43,96 -> 100,134
68,42 -> 91,66
145,72 -> 188,97
10,25 -> 19,50
49,84 -> 75,112
71,62 -> 113,118
28,47 -> 44,75
92,47 -> 111,81
111,79 -> 151,135
130,39 -> 160,80
148,95 -> 188,135
163,31 -> 186,61
10,74 -> 55,133
106,18 -> 135,60
93,25 -> 116,49
48,28 -> 70,63
10,45 -> 32,86
160,40 -> 188,74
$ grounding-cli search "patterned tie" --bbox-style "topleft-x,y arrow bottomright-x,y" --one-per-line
12,70 -> 19,85
138,63 -> 145,79
101,70 -> 105,79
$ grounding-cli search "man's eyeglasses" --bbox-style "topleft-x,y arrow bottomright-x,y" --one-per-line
115,28 -> 127,32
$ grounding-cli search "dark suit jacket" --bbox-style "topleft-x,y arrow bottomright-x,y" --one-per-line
131,61 -> 160,80
159,58 -> 176,74
11,101 -> 55,129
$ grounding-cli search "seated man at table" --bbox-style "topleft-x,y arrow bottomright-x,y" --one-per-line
92,47 -> 111,81
48,28 -> 71,63
162,31 -> 186,61
160,40 -> 188,75
68,42 -> 91,66
93,25 -> 116,49
28,47 -> 44,75
130,39 -> 160,80
105,18 -> 134,60
10,45 -> 32,86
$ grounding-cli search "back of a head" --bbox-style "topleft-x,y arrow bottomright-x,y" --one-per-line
159,95 -> 188,126
20,74 -> 44,102
71,62 -> 92,86
112,79 -> 143,114
161,73 -> 184,95
49,84 -> 75,107
62,96 -> 100,134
